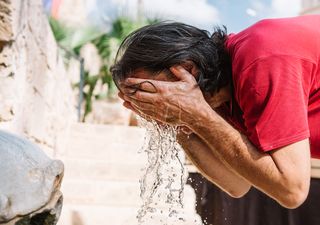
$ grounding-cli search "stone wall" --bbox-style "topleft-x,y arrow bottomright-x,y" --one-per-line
0,0 -> 77,156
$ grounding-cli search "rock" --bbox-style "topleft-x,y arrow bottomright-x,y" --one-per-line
0,130 -> 64,224
5,190 -> 63,225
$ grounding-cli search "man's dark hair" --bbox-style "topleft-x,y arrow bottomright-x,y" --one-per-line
111,21 -> 232,94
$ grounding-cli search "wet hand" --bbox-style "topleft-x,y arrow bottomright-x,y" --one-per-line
119,65 -> 210,127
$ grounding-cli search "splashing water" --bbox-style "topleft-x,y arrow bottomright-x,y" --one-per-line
136,118 -> 200,225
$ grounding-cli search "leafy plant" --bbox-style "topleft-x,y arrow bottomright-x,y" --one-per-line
49,16 -> 155,121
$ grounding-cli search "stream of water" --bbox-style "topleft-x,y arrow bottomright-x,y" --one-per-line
136,118 -> 202,225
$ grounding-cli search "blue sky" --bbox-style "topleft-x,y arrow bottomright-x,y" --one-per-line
47,0 -> 302,34
208,0 -> 301,32
88,0 -> 301,33
209,0 -> 265,32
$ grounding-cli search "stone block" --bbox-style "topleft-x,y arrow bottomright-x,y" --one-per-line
61,180 -> 142,206
0,0 -> 13,41
62,159 -> 145,182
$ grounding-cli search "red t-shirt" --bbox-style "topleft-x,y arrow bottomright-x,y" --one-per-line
225,15 -> 320,159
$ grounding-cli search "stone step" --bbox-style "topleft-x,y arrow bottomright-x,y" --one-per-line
64,132 -> 145,146
58,205 -> 138,225
61,180 -> 141,207
62,158 -> 187,182
57,139 -> 147,162
61,179 -> 196,209
58,204 -> 203,225
58,123 -> 145,146
56,124 -> 147,161
63,142 -> 145,161
62,158 -> 145,182
56,123 -> 202,225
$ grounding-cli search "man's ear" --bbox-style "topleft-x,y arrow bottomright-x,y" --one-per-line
181,60 -> 199,79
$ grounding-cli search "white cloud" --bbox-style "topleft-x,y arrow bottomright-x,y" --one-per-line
249,0 -> 301,19
246,8 -> 257,17
109,0 -> 220,30
144,0 -> 220,28
270,0 -> 301,17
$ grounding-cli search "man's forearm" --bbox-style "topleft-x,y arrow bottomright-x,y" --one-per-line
177,132 -> 251,197
188,105 -> 310,208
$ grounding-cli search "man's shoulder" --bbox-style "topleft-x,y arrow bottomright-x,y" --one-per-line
227,16 -> 320,74
229,15 -> 320,43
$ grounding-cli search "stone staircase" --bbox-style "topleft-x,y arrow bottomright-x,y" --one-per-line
55,123 -> 202,225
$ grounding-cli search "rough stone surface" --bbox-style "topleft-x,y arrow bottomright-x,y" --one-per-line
0,130 -> 64,224
3,190 -> 63,225
0,0 -> 77,156
0,0 -> 13,42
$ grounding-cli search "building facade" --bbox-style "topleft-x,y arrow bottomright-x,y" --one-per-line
301,0 -> 320,14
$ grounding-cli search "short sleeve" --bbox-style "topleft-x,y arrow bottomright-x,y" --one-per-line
234,55 -> 312,151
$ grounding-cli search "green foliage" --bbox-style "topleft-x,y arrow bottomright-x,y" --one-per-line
49,16 -> 155,120
92,34 -> 112,60
63,26 -> 102,51
110,17 -> 144,39
49,17 -> 68,42
49,17 -> 102,55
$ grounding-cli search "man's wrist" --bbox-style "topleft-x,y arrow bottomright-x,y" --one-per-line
186,101 -> 219,131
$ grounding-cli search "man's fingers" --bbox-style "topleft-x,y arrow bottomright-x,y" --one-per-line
123,95 -> 154,110
128,102 -> 158,121
180,126 -> 193,135
118,91 -> 125,100
123,101 -> 153,122
123,101 -> 140,115
128,90 -> 157,103
123,101 -> 134,110
170,65 -> 196,83
136,80 -> 158,93
123,79 -> 161,92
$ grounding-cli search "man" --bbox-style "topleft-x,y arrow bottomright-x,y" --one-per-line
111,15 -> 320,223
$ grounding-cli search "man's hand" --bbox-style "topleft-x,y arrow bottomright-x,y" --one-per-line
119,65 -> 211,127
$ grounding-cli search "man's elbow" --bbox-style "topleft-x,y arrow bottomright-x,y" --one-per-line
278,182 -> 309,209
227,185 -> 251,198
